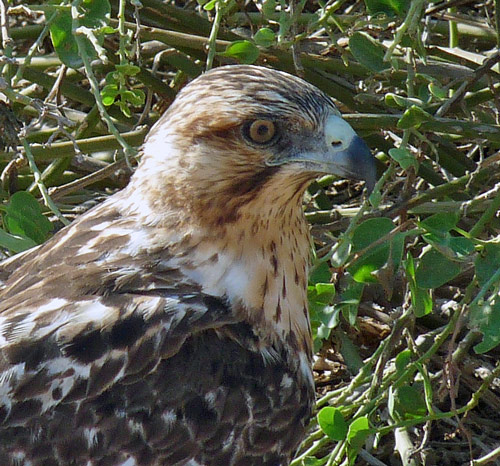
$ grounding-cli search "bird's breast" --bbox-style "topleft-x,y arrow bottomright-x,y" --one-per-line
169,222 -> 313,357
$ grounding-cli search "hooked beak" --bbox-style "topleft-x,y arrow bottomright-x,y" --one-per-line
328,132 -> 377,192
269,114 -> 377,192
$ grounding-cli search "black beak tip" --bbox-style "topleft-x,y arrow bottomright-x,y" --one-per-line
351,136 -> 377,193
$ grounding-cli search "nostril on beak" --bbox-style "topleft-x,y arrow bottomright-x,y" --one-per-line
331,140 -> 343,149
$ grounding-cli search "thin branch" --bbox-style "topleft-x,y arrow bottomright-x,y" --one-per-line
21,137 -> 70,225
71,0 -> 137,164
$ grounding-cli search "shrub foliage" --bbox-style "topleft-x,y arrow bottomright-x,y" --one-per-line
0,1 -> 499,464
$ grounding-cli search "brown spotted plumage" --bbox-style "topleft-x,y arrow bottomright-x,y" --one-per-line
0,65 -> 375,465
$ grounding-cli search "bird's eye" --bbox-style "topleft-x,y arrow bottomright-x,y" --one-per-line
245,119 -> 277,145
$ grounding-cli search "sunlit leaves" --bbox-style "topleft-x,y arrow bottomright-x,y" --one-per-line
389,147 -> 418,171
317,407 -> 348,441
470,245 -> 500,353
364,0 -> 410,16
405,253 -> 432,317
388,385 -> 427,421
221,41 -> 260,64
101,64 -> 145,117
317,408 -> 370,465
470,300 -> 500,354
349,32 -> 388,72
397,105 -> 433,129
347,416 -> 370,464
309,262 -> 338,351
0,228 -> 37,253
254,28 -> 276,47
49,0 -> 111,68
348,217 -> 400,283
0,191 -> 52,252
475,244 -> 500,287
415,249 -> 461,289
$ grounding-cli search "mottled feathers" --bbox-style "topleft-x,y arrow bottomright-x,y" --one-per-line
0,65 -> 374,465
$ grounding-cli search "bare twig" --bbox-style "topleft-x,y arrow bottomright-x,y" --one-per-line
435,50 -> 500,117
49,157 -> 131,200
20,136 -> 69,225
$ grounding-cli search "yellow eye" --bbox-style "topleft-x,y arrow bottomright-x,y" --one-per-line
247,119 -> 276,144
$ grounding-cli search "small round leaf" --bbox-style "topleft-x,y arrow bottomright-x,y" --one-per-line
317,407 -> 348,441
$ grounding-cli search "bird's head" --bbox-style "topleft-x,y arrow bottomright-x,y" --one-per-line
130,65 -> 376,226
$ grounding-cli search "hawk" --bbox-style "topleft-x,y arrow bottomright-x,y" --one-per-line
0,65 -> 375,465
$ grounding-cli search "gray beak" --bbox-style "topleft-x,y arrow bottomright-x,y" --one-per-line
268,114 -> 377,192
331,134 -> 377,192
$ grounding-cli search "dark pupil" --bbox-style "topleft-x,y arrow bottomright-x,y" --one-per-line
257,124 -> 269,136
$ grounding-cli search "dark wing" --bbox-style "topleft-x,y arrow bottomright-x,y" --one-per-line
0,202 -> 312,466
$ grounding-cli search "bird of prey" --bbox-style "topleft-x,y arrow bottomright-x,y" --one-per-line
0,65 -> 375,466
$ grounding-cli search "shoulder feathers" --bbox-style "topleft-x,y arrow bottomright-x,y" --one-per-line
0,65 -> 375,466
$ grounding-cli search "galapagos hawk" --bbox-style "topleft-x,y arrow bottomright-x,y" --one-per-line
0,65 -> 375,465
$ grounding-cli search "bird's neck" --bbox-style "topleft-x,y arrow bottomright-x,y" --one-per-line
122,169 -> 314,359
178,201 -> 312,355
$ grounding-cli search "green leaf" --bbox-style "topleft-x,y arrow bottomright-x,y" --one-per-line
3,191 -> 52,244
114,63 -> 141,76
309,261 -> 331,284
330,240 -> 352,267
415,249 -> 461,289
351,218 -> 394,252
337,329 -> 364,374
122,89 -> 146,106
418,83 -> 432,103
389,147 -> 419,170
475,244 -> 500,287
303,457 -> 326,466
49,9 -> 82,68
117,100 -> 132,118
317,407 -> 348,441
309,281 -> 338,332
347,416 -> 370,450
0,228 -> 37,253
350,263 -> 379,283
314,283 -> 336,302
82,0 -> 111,29
314,306 -> 339,329
397,105 -> 432,129
105,71 -> 120,85
337,279 -> 364,325
101,83 -> 119,106
369,188 -> 382,208
448,237 -> 475,258
254,28 -> 275,47
314,323 -> 333,348
390,232 -> 405,269
405,253 -> 433,317
221,41 -> 260,64
198,0 -> 217,10
385,93 -> 424,108
422,231 -> 474,261
418,363 -> 434,413
395,349 -> 412,374
349,32 -> 388,72
470,300 -> 500,353
364,0 -> 410,16
98,25 -> 116,34
420,212 -> 459,236
390,385 -> 427,420
348,218 -> 395,283
49,0 -> 110,69
429,82 -> 447,99
262,0 -> 276,18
